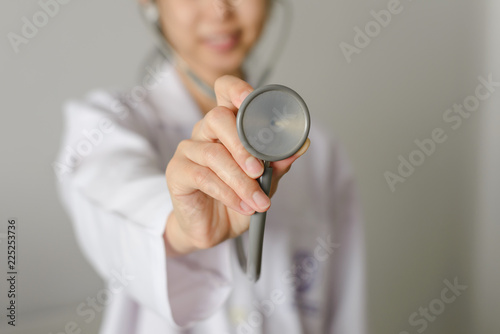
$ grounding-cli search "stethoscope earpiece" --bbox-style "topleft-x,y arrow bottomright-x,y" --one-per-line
141,0 -> 159,24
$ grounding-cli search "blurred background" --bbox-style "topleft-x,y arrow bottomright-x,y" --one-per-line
0,0 -> 499,333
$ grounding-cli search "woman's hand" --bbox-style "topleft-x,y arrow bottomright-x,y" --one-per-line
164,75 -> 310,256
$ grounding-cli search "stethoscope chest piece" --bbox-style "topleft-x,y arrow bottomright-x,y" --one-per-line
235,84 -> 310,282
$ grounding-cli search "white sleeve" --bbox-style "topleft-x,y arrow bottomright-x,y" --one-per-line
54,91 -> 233,329
326,141 -> 367,334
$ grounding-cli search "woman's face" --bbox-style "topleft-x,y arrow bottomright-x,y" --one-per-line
156,0 -> 269,75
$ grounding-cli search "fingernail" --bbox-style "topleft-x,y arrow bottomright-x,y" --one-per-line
295,138 -> 311,157
239,90 -> 252,105
240,201 -> 254,214
245,156 -> 263,177
253,191 -> 270,210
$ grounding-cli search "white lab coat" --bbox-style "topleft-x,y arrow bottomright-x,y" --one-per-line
55,60 -> 366,334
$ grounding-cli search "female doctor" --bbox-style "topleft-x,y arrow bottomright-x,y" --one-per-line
55,0 -> 366,333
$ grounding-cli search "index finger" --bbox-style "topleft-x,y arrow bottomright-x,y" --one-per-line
214,75 -> 254,112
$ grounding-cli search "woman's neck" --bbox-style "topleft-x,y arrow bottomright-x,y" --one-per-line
175,65 -> 244,115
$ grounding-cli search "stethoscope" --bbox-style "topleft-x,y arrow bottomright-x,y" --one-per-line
138,0 -> 311,282
235,85 -> 310,281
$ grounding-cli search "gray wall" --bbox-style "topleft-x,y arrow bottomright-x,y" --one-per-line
473,1 -> 500,333
0,0 -> 496,333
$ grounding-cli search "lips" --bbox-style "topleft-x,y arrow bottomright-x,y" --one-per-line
202,31 -> 241,52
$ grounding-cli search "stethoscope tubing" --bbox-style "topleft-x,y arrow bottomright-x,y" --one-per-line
235,161 -> 273,282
